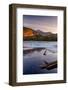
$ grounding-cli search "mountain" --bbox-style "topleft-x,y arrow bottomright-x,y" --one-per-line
36,30 -> 52,36
23,27 -> 57,41
23,27 -> 39,37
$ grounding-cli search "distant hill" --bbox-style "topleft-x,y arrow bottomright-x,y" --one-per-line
23,27 -> 39,37
36,30 -> 53,36
23,27 -> 57,41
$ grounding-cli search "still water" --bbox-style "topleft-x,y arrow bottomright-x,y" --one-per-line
23,41 -> 57,75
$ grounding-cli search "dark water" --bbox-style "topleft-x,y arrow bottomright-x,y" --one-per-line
23,41 -> 57,75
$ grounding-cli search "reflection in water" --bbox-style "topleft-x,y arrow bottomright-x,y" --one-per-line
23,41 -> 57,75
23,48 -> 45,55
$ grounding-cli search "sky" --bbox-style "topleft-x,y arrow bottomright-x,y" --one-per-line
23,15 -> 57,33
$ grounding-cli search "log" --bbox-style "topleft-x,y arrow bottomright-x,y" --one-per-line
40,61 -> 57,70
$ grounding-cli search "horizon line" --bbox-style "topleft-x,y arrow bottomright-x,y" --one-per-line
23,26 -> 57,34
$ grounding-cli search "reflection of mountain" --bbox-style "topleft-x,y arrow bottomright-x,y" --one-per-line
23,27 -> 57,41
23,48 -> 45,55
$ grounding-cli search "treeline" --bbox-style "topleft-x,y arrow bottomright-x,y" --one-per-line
24,34 -> 57,41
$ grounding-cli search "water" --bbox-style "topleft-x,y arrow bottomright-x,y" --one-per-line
23,41 -> 57,75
